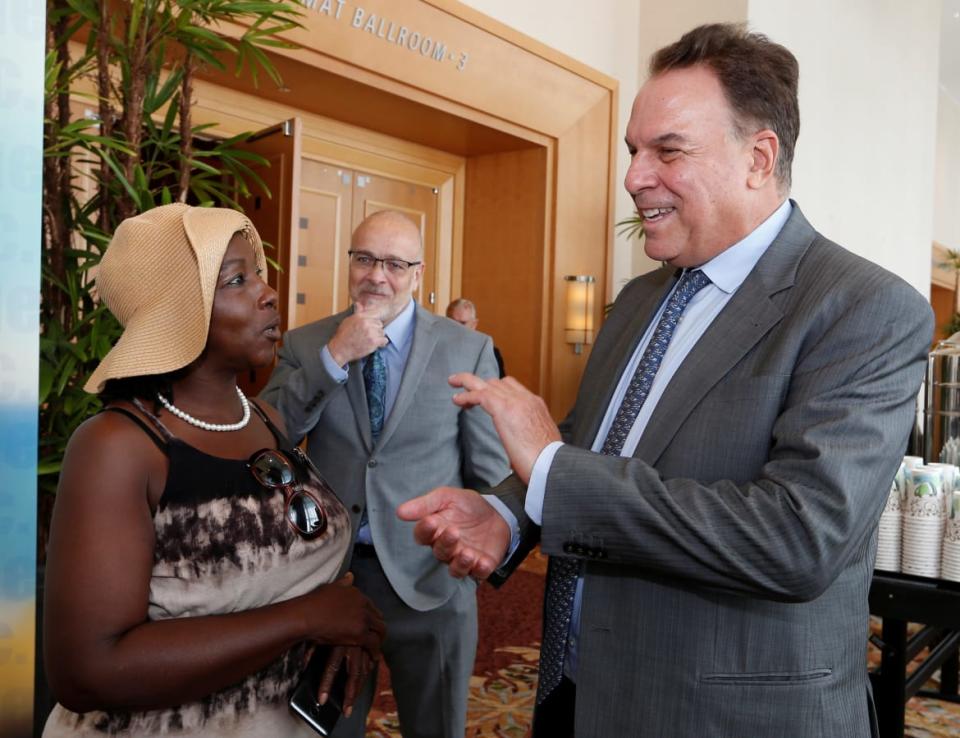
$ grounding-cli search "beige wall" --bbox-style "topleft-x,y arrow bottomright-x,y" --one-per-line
458,0 -> 641,297
462,0 -> 942,299
749,0 -> 940,296
936,87 -> 960,254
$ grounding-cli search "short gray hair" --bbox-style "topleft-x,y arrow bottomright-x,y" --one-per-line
446,298 -> 477,319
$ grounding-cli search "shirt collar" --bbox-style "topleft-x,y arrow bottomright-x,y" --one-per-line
698,198 -> 792,294
383,298 -> 416,350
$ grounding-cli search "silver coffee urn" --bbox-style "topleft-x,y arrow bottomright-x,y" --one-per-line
925,333 -> 960,465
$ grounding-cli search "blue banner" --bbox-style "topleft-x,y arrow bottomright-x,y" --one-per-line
0,0 -> 45,735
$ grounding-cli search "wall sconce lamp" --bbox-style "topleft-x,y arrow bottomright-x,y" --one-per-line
564,275 -> 596,354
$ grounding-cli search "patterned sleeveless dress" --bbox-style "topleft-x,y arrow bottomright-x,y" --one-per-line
43,401 -> 352,737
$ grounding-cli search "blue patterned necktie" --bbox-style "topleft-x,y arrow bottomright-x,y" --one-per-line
363,348 -> 387,441
536,269 -> 712,704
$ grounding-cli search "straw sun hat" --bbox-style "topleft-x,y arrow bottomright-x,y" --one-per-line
84,204 -> 266,394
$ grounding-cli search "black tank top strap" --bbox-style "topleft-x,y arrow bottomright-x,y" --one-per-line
129,397 -> 178,444
101,405 -> 169,455
248,398 -> 293,449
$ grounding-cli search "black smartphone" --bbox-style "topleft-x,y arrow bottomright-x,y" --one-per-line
289,646 -> 349,736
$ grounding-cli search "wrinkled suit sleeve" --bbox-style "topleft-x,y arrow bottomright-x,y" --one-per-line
260,327 -> 346,443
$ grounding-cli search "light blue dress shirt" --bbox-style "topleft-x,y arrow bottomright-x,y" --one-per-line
526,199 -> 793,680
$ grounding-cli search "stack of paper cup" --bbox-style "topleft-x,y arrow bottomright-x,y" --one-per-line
901,465 -> 946,577
876,461 -> 905,572
903,455 -> 924,471
926,463 -> 958,494
941,439 -> 960,466
942,492 -> 960,582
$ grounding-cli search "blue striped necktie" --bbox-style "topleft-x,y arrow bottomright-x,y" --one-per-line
536,269 -> 712,704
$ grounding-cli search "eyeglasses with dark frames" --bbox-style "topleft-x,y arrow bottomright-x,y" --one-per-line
348,250 -> 422,276
247,447 -> 329,539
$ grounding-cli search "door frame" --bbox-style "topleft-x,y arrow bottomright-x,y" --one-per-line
191,0 -> 617,416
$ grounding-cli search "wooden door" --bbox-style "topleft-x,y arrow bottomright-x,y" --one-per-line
293,162 -> 442,324
297,159 -> 352,325
235,118 -> 301,396
351,171 -> 440,313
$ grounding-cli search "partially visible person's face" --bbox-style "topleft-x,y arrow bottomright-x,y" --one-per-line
348,214 -> 424,326
624,65 -> 758,268
449,305 -> 478,330
205,233 -> 280,372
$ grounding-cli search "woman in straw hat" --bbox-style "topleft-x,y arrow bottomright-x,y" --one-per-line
42,204 -> 384,737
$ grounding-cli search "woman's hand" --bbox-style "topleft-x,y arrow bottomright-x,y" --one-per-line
315,645 -> 375,716
305,574 -> 386,657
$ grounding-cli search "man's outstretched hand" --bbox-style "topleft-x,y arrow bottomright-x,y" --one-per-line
397,487 -> 510,580
447,373 -> 560,484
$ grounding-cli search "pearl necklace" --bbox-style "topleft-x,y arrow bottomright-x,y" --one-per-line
156,386 -> 251,432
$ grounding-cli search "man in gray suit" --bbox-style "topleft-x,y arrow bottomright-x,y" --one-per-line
261,210 -> 509,738
398,24 -> 933,738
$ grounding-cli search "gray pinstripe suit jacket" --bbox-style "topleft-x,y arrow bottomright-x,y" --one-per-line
497,204 -> 933,738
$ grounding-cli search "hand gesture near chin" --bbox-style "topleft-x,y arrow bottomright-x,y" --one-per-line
327,302 -> 388,366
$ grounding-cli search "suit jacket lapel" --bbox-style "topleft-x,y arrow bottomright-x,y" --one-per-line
346,359 -> 372,452
331,307 -> 373,452
633,203 -> 816,465
374,305 -> 439,450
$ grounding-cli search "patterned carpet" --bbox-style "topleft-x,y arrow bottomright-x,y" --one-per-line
366,549 -> 960,737
867,621 -> 960,738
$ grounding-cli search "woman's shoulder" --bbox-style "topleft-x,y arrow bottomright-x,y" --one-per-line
78,401 -> 168,447
58,401 -> 169,510
63,402 -> 169,482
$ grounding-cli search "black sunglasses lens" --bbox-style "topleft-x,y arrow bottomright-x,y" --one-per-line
251,452 -> 295,487
288,491 -> 327,538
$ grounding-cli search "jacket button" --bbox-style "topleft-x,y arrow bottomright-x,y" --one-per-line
563,543 -> 573,553
368,459 -> 377,468
351,504 -> 362,514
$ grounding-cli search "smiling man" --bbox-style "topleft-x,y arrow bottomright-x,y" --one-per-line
261,210 -> 509,738
398,23 -> 933,738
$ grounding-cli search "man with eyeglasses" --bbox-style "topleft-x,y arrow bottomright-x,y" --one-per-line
262,209 -> 510,738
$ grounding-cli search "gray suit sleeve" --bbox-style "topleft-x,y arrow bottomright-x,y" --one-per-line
542,279 -> 932,603
485,401 -> 578,585
259,330 -> 346,443
459,335 -> 512,491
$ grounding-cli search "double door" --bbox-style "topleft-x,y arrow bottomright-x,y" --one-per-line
237,118 -> 442,394
297,158 -> 439,327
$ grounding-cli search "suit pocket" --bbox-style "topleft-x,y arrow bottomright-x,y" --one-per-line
700,668 -> 832,686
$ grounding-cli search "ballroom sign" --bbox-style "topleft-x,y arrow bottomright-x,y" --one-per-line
302,0 -> 470,71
